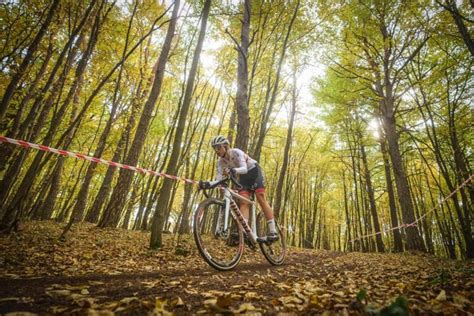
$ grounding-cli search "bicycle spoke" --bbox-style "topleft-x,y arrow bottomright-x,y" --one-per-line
257,212 -> 286,265
193,198 -> 244,270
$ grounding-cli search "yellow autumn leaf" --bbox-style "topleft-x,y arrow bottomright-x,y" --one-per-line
153,298 -> 172,316
233,302 -> 258,314
175,297 -> 185,306
435,290 -> 447,301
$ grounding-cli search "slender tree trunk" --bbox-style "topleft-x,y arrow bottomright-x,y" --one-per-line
0,41 -> 54,174
0,17 -> 96,231
252,0 -> 300,160
347,125 -> 365,252
234,0 -> 251,151
63,1 -> 138,235
439,0 -> 474,56
178,89 -> 219,234
227,101 -> 236,144
122,180 -> 139,230
0,0 -> 61,121
342,171 -> 352,251
0,22 -> 88,208
149,0 -> 210,249
448,102 -> 474,258
98,1 -> 179,228
273,67 -> 297,219
359,134 -> 385,252
56,159 -> 86,221
380,139 -> 403,252
87,59 -> 152,224
382,112 -> 425,251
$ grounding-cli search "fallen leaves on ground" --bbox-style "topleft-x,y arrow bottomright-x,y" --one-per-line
0,221 -> 472,315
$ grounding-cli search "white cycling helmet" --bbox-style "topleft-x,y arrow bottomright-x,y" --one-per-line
211,135 -> 229,147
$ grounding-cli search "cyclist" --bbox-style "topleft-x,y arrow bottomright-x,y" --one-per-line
199,135 -> 278,242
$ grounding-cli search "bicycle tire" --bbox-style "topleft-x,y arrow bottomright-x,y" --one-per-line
193,198 -> 244,271
257,212 -> 286,266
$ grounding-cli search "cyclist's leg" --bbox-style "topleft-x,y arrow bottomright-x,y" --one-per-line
253,166 -> 278,242
255,189 -> 273,220
255,189 -> 278,240
253,165 -> 273,220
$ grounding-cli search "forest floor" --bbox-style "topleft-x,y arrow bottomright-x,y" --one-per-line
0,221 -> 472,315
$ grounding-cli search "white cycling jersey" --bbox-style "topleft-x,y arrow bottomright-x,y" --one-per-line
216,148 -> 257,181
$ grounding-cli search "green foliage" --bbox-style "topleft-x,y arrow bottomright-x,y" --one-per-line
356,289 -> 409,316
377,297 -> 409,316
429,269 -> 451,286
356,288 -> 367,302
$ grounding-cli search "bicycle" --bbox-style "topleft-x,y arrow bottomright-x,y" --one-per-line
193,175 -> 286,271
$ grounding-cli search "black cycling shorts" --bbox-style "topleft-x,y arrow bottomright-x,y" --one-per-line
238,164 -> 265,194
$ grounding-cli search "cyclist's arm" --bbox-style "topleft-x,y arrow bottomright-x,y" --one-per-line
215,159 -> 225,181
232,150 -> 248,175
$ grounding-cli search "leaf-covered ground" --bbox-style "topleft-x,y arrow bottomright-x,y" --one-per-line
0,221 -> 472,315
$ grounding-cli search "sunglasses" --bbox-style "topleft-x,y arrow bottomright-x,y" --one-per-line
212,144 -> 223,151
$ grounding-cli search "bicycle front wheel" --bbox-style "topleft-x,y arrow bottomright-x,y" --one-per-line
193,198 -> 244,271
257,212 -> 286,265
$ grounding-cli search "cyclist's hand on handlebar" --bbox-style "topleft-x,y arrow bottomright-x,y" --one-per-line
198,181 -> 211,190
224,167 -> 236,176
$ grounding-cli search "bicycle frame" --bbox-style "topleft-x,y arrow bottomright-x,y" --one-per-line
219,186 -> 259,247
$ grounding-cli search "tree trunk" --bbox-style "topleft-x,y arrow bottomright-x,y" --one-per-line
98,1 -> 180,228
0,25 -> 87,208
227,101 -> 236,145
382,112 -> 425,251
0,0 -> 61,121
178,88 -> 219,234
0,16 -> 95,231
273,67 -> 297,219
447,99 -> 474,258
252,0 -> 300,160
0,41 -> 54,174
359,133 -> 385,252
346,124 -> 365,252
63,1 -> 138,234
440,0 -> 474,56
342,171 -> 352,251
234,0 -> 251,151
87,53 -> 153,224
121,180 -> 139,230
149,0 -> 210,249
380,139 -> 403,252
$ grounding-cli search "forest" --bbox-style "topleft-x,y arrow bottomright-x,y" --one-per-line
0,0 -> 473,314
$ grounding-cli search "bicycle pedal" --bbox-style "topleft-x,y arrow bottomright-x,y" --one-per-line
244,236 -> 257,250
257,233 -> 279,244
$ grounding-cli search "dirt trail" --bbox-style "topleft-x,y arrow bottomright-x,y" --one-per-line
0,222 -> 472,315
0,249 -> 342,314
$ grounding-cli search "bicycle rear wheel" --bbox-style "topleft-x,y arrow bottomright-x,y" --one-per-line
257,212 -> 286,265
193,198 -> 244,271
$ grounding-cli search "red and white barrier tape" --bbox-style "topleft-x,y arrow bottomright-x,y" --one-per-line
3,135 -> 472,237
349,173 -> 474,243
0,136 -> 198,185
